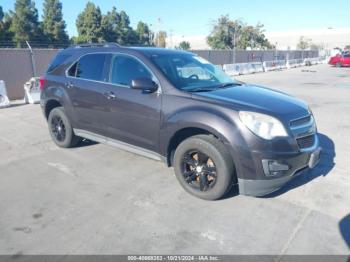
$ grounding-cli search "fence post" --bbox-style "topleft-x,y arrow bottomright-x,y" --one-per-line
26,41 -> 37,77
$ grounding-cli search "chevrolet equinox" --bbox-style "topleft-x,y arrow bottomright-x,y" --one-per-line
40,43 -> 321,200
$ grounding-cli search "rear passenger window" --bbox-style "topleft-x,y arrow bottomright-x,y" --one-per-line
110,55 -> 152,86
75,54 -> 107,81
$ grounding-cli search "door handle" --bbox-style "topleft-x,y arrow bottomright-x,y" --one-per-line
65,82 -> 74,89
104,91 -> 117,100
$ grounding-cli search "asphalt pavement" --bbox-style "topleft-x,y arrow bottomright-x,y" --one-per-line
0,64 -> 349,255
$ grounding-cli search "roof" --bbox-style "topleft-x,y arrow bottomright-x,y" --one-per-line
128,46 -> 193,56
63,43 -> 194,57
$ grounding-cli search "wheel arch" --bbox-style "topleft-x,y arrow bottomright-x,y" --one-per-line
42,82 -> 76,125
44,99 -> 62,119
164,123 -> 240,168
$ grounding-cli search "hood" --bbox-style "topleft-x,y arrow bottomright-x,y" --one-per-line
193,84 -> 309,121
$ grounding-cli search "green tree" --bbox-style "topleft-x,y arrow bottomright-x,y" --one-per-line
117,10 -> 138,45
42,0 -> 69,46
310,43 -> 321,50
100,7 -> 138,45
76,2 -> 102,43
207,15 -> 272,50
154,31 -> 167,48
0,6 -> 3,21
101,7 -> 120,42
0,12 -> 14,46
10,0 -> 41,47
177,41 -> 191,50
136,21 -> 150,45
297,36 -> 311,50
238,23 -> 273,49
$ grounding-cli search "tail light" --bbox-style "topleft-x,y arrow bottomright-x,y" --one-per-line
39,76 -> 46,91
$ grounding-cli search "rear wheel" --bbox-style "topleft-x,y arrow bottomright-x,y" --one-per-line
48,107 -> 79,148
173,135 -> 234,200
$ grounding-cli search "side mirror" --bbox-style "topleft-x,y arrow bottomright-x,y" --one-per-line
130,77 -> 158,93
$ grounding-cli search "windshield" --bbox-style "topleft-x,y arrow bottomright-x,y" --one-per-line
150,53 -> 237,91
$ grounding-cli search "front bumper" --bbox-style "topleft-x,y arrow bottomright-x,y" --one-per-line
236,139 -> 321,197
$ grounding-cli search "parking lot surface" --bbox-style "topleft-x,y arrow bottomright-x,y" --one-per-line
0,64 -> 349,255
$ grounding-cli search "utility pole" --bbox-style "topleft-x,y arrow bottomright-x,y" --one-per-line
149,23 -> 153,46
170,29 -> 173,48
233,29 -> 236,64
275,42 -> 278,64
228,26 -> 236,64
157,18 -> 162,47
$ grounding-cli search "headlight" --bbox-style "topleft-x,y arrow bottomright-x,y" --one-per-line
239,111 -> 288,140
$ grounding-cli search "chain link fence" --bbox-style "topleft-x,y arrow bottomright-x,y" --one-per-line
0,48 -> 319,100
191,50 -> 319,65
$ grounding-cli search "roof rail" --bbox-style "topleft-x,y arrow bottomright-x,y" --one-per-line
67,43 -> 121,49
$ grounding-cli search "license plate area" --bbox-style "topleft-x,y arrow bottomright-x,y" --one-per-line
308,148 -> 321,168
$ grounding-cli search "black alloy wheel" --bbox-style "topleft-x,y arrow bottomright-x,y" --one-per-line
181,150 -> 217,192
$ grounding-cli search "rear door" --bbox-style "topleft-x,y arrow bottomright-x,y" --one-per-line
101,53 -> 162,152
66,53 -> 111,134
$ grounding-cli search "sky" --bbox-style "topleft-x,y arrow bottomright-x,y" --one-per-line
1,0 -> 350,38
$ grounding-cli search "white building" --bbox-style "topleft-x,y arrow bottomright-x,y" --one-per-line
168,27 -> 350,51
265,27 -> 350,50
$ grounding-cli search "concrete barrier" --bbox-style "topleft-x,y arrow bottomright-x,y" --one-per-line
24,77 -> 41,104
286,59 -> 304,68
223,64 -> 241,76
304,57 -> 321,66
0,80 -> 10,108
251,62 -> 264,73
223,62 -> 264,76
224,57 -> 322,76
263,60 -> 287,71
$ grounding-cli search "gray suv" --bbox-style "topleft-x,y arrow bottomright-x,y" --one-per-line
40,43 -> 321,200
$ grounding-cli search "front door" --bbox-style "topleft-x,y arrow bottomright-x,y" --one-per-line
102,54 -> 162,153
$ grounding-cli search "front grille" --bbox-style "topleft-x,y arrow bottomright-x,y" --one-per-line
297,135 -> 315,149
290,116 -> 311,127
289,114 -> 316,150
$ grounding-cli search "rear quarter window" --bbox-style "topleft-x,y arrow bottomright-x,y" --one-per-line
47,53 -> 71,73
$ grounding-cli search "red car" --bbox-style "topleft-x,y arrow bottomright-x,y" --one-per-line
329,53 -> 350,67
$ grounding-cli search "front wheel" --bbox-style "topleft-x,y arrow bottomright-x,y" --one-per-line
173,135 -> 235,200
336,62 -> 342,68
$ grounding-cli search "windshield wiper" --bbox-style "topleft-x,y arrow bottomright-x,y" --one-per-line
186,87 -> 217,92
215,82 -> 242,89
186,82 -> 242,92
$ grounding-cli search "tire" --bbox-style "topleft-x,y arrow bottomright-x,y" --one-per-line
48,107 -> 79,148
173,134 -> 235,200
336,62 -> 342,68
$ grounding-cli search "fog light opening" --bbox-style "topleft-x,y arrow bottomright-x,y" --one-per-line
262,160 -> 290,177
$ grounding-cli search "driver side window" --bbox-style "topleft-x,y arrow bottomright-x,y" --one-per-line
109,55 -> 152,86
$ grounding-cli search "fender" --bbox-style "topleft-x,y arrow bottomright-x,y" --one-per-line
42,81 -> 78,126
160,106 -> 251,178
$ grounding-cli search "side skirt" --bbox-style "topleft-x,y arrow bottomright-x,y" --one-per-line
73,129 -> 165,162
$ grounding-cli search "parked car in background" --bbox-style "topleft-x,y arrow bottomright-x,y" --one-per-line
329,53 -> 350,67
40,43 -> 321,200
